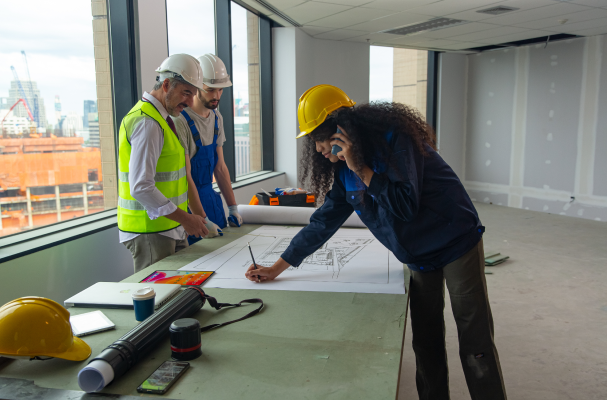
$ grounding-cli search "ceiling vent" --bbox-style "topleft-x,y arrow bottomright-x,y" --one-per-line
477,6 -> 520,15
383,18 -> 467,36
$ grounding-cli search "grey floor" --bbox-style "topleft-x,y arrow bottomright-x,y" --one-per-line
397,202 -> 607,400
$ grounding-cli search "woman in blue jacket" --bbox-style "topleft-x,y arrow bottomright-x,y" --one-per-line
246,85 -> 507,400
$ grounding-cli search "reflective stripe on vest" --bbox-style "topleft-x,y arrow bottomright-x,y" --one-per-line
118,165 -> 186,183
118,191 -> 188,211
117,100 -> 188,233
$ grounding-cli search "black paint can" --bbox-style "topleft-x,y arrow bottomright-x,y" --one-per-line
169,318 -> 202,361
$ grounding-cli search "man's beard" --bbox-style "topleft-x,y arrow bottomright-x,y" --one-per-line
204,98 -> 220,110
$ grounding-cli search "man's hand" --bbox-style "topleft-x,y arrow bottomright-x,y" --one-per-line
166,208 -> 208,237
181,213 -> 208,238
228,205 -> 243,227
204,216 -> 223,238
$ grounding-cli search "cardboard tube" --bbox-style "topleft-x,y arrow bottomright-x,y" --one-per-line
237,205 -> 365,228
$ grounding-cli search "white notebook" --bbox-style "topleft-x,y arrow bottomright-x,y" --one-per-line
64,282 -> 181,310
70,310 -> 115,337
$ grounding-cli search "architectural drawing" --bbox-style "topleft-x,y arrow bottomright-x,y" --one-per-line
249,237 -> 374,279
178,226 -> 406,295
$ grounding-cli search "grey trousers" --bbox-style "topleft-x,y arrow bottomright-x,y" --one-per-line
123,234 -> 189,274
409,238 -> 507,400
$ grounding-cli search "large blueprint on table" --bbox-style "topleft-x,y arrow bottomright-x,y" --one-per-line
179,226 -> 406,294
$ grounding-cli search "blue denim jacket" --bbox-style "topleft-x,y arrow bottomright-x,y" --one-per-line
281,133 -> 484,272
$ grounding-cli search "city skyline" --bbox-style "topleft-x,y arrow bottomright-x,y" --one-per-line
0,1 -> 97,126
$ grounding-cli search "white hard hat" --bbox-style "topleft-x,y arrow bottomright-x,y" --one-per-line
198,54 -> 233,89
155,54 -> 204,90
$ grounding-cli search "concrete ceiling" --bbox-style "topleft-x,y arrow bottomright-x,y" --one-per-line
241,0 -> 607,51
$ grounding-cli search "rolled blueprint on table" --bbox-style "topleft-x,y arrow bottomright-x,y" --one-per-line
237,205 -> 365,228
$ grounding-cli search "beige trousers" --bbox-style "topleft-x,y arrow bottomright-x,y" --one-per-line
123,233 -> 189,273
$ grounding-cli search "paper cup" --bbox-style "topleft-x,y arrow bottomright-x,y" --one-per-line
132,287 -> 155,322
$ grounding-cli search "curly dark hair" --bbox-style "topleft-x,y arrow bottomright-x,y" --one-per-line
300,102 -> 436,202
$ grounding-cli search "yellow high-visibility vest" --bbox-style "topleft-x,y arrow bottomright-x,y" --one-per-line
117,100 -> 187,233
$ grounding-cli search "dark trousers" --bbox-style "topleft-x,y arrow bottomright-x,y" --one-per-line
409,239 -> 507,400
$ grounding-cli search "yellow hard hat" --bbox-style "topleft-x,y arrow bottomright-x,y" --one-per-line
0,297 -> 91,361
296,84 -> 356,139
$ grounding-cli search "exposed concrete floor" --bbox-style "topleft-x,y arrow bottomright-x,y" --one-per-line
397,202 -> 607,400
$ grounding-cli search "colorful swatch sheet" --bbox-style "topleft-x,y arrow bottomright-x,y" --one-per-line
141,270 -> 214,286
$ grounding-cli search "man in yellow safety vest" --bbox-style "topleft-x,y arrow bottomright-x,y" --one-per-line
117,54 -> 209,273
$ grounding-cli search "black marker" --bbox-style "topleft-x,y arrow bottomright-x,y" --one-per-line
247,242 -> 261,283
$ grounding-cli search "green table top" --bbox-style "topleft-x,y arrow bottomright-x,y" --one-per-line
0,225 -> 409,399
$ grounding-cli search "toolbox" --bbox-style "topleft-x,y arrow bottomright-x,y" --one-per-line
255,191 -> 316,207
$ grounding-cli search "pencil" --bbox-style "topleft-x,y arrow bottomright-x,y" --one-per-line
247,242 -> 261,283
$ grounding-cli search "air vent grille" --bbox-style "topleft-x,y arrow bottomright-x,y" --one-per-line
477,6 -> 519,15
383,18 -> 466,36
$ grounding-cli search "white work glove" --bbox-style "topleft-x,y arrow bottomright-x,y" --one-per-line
228,205 -> 243,227
204,216 -> 223,238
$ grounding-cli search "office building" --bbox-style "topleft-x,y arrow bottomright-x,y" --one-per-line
54,95 -> 62,122
61,111 -> 83,137
7,80 -> 47,129
88,112 -> 99,147
0,110 -> 30,136
83,100 -> 97,128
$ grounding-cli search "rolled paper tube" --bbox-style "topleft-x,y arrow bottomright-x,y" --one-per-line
236,205 -> 365,228
78,287 -> 206,392
78,359 -> 115,393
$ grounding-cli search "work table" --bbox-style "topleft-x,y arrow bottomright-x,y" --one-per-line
0,224 -> 409,399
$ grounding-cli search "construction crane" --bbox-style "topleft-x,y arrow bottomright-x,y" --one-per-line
0,98 -> 36,135
10,66 -> 37,131
21,51 -> 40,129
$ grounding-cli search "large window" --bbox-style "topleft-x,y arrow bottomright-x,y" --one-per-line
369,46 -> 428,118
369,46 -> 393,102
231,3 -> 262,178
167,0 -> 263,179
167,0 -> 215,57
0,0 -> 104,238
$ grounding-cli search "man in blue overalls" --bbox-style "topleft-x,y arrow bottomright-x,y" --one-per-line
172,54 -> 243,242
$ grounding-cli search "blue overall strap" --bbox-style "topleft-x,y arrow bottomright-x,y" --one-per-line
212,110 -> 219,136
211,110 -> 220,170
181,110 -> 202,149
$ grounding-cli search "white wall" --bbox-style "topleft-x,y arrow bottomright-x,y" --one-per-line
273,27 -> 370,188
438,35 -> 607,222
0,227 -> 133,306
437,52 -> 466,178
134,0 -> 168,94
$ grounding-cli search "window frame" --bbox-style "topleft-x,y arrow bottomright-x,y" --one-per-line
216,0 -> 275,182
0,0 -> 277,259
426,50 -> 440,131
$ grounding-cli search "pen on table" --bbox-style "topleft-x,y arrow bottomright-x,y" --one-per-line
248,242 -> 261,283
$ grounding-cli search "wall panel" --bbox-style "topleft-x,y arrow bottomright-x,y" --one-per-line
465,50 -> 516,185
594,37 -> 607,197
523,40 -> 584,192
